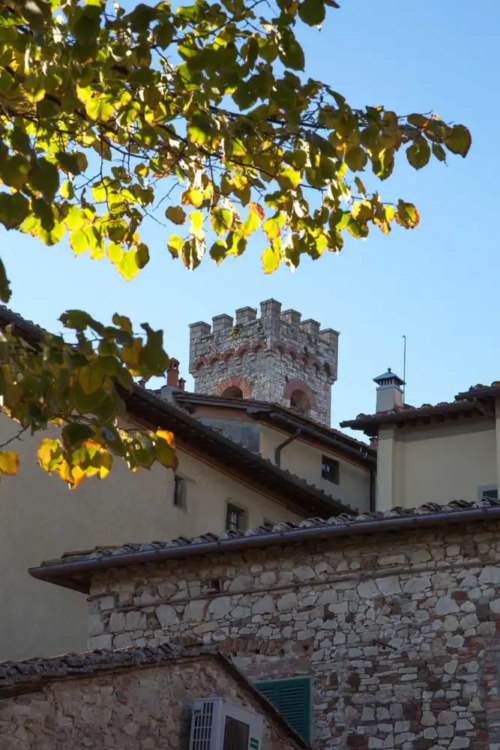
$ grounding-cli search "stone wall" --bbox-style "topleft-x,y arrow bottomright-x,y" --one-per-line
0,648 -> 303,750
189,299 -> 339,425
87,520 -> 500,750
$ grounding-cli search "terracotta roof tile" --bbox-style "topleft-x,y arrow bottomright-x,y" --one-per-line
37,496 -> 500,571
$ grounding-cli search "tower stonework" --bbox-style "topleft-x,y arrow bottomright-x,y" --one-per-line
189,299 -> 339,425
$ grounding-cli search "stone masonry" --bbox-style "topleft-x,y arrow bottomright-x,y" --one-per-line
85,518 -> 500,750
189,299 -> 339,425
0,645 -> 305,750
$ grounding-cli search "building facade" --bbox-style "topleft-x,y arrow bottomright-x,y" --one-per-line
0,645 -> 306,750
34,499 -> 500,750
342,376 -> 500,511
189,299 -> 339,426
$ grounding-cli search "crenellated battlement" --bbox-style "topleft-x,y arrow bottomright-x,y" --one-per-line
189,300 -> 339,425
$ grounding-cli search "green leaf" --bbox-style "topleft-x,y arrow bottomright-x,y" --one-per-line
62,422 -> 94,448
85,97 -> 115,122
211,207 -> 233,235
298,0 -> 325,25
278,168 -> 302,190
78,364 -> 105,394
407,136 -> 431,170
279,34 -> 305,71
57,152 -> 88,176
445,125 -> 471,157
166,206 -> 187,225
0,193 -> 30,230
1,156 -> 30,189
432,143 -> 446,162
30,158 -> 60,200
140,324 -> 169,375
345,146 -> 367,172
0,258 -> 11,302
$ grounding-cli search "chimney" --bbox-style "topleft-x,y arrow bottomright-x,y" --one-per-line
178,377 -> 186,392
373,368 -> 405,413
167,358 -> 180,387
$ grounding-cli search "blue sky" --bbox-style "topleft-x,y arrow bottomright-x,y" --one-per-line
2,1 -> 498,431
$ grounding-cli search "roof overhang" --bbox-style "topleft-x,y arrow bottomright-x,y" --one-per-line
30,503 -> 500,595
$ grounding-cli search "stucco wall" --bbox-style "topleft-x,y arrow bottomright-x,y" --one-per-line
259,425 -> 371,513
87,520 -> 500,750
0,414 -> 301,661
0,652 -> 300,750
396,421 -> 496,508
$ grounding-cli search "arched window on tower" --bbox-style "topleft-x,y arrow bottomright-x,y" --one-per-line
221,386 -> 244,399
290,389 -> 310,415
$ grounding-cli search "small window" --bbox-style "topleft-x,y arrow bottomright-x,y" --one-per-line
255,678 -> 311,741
226,503 -> 246,532
173,475 -> 186,508
322,455 -> 340,484
479,484 -> 498,501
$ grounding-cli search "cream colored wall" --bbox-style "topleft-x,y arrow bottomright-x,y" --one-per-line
0,414 -> 301,662
387,420 -> 497,509
259,424 -> 371,513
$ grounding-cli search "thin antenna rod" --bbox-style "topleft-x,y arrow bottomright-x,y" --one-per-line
402,335 -> 407,405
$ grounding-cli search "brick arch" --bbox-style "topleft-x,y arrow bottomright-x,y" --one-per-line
273,341 -> 285,355
286,347 -> 298,360
252,342 -> 265,353
283,378 -> 318,410
222,350 -> 235,362
208,355 -> 220,365
216,376 -> 252,399
194,357 -> 206,370
235,345 -> 250,358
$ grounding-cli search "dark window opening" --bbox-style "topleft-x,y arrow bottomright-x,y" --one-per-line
221,386 -> 243,399
173,475 -> 186,507
322,455 -> 340,484
482,486 -> 498,500
226,503 -> 246,531
290,389 -> 310,415
255,678 -> 311,741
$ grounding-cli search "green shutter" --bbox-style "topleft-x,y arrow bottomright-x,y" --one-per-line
254,678 -> 311,741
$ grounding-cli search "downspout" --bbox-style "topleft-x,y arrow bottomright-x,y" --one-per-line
275,428 -> 302,467
369,468 -> 376,512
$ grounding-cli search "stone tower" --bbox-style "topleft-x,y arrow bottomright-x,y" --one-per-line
189,299 -> 339,425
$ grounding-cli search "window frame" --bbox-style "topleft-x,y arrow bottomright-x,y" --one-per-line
173,475 -> 187,509
478,484 -> 498,501
226,502 -> 247,532
321,454 -> 340,484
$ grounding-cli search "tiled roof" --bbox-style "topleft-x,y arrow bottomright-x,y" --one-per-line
173,391 -> 375,457
0,644 -> 309,747
341,397 -> 486,435
31,498 -> 500,594
455,381 -> 500,400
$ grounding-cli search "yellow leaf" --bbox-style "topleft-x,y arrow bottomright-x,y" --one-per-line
190,211 -> 204,240
37,438 -> 62,472
0,451 -> 19,476
262,247 -> 281,274
155,430 -> 178,469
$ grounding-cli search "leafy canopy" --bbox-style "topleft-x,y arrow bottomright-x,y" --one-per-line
0,0 -> 471,485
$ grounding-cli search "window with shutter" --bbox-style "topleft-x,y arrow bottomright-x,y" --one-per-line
254,678 -> 311,741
